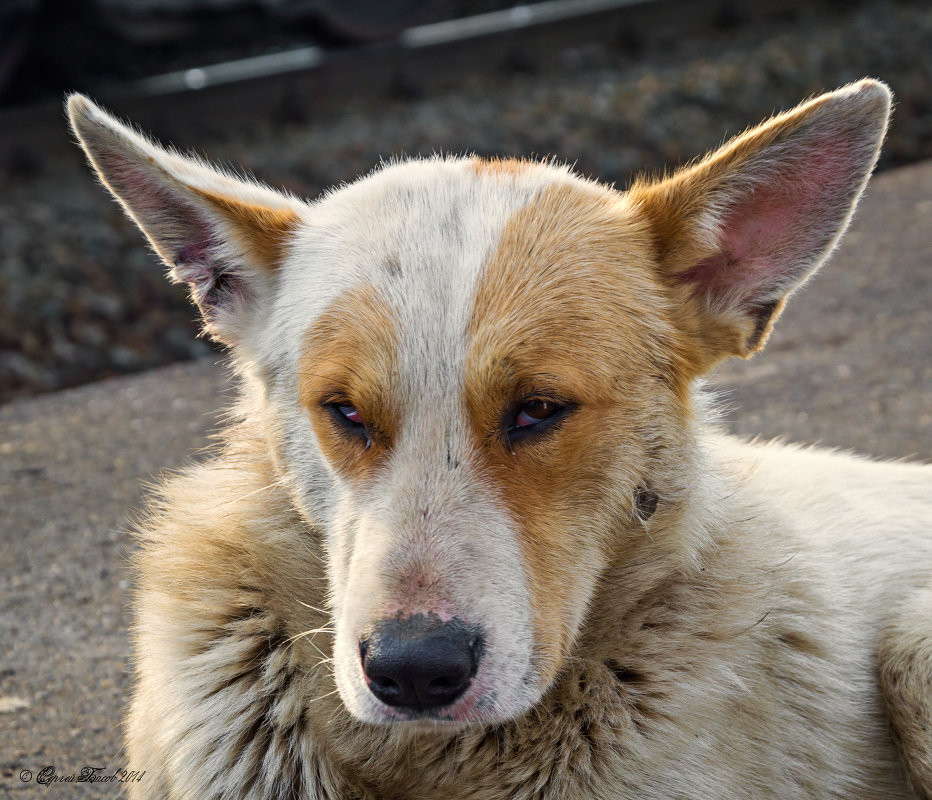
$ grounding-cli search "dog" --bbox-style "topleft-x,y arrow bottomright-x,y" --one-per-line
67,79 -> 932,799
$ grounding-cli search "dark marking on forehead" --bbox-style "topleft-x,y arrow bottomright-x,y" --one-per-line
384,255 -> 402,278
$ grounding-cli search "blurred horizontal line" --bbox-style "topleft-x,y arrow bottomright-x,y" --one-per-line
129,47 -> 325,95
131,0 -> 657,94
402,0 -> 655,47
0,0 -> 816,158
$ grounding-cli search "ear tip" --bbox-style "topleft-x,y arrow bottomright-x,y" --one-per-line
839,78 -> 893,121
65,94 -> 142,160
853,78 -> 892,104
65,92 -> 105,136
65,92 -> 89,118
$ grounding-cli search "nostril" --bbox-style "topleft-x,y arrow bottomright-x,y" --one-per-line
369,672 -> 397,690
424,672 -> 468,705
368,673 -> 403,700
359,615 -> 483,711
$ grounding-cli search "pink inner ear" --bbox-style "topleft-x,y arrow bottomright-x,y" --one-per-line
173,233 -> 245,314
681,138 -> 861,310
106,155 -> 236,311
685,192 -> 796,304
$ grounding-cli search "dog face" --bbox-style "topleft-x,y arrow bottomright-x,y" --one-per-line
68,80 -> 889,726
270,163 -> 691,724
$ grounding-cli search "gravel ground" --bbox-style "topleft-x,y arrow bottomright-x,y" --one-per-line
2,0 -> 932,402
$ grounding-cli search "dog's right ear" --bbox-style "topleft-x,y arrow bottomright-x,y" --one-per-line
629,79 -> 891,379
67,94 -> 303,346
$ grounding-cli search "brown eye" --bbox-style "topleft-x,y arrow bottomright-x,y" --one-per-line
515,399 -> 560,427
506,397 -> 572,446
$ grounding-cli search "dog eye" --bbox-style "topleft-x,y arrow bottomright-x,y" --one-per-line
515,399 -> 561,427
507,398 -> 571,445
336,404 -> 363,425
325,402 -> 371,447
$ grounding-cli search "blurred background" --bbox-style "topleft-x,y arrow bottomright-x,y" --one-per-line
1,0 -> 931,403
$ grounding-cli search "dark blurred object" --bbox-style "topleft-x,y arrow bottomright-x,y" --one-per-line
96,0 -> 445,44
0,0 -> 449,103
0,0 -> 38,95
2,0 -> 120,104
272,0 -> 447,43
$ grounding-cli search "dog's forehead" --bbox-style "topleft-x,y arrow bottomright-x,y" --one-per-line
267,160 -> 530,360
274,157 -> 657,407
269,159 -> 553,367
307,156 -> 576,292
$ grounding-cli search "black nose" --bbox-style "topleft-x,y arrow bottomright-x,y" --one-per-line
360,615 -> 483,710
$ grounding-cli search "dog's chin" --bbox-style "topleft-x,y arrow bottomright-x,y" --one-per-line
361,709 -> 476,733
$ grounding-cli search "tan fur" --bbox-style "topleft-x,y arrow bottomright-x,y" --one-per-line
878,582 -> 932,798
471,156 -> 538,177
125,413 -> 928,799
466,181 -> 690,682
65,82 -> 932,799
299,285 -> 400,482
190,187 -> 300,271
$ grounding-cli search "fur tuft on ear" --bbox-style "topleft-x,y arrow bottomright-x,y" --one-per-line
66,93 -> 303,346
629,79 -> 891,377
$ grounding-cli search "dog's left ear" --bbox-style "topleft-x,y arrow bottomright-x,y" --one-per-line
630,79 -> 891,377
67,94 -> 303,347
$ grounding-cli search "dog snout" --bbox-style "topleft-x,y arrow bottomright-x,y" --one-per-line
359,615 -> 484,711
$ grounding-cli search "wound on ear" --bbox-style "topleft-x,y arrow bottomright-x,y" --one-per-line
634,487 -> 659,521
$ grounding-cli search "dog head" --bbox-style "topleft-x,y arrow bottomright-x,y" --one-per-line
68,80 -> 890,726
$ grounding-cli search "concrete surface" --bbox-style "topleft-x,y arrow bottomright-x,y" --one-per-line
1,159 -> 931,797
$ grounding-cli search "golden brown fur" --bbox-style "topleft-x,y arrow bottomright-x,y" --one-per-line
465,181 -> 690,682
300,285 -> 400,483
